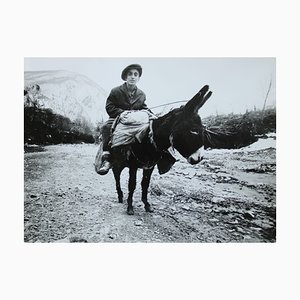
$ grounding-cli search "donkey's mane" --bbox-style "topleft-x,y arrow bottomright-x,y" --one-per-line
158,106 -> 184,123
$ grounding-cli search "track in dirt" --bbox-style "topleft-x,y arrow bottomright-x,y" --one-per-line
24,137 -> 276,243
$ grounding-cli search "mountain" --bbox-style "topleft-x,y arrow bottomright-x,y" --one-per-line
24,70 -> 108,126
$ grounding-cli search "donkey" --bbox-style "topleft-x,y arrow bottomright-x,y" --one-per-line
95,85 -> 212,215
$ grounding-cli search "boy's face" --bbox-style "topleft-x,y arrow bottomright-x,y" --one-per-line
126,69 -> 140,86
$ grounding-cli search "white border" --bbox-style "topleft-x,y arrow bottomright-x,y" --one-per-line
1,0 -> 299,299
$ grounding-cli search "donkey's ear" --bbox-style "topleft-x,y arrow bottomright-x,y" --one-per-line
184,85 -> 212,115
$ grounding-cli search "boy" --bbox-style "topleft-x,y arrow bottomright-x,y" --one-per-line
98,64 -> 150,175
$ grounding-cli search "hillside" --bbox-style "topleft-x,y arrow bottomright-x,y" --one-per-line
24,70 -> 108,125
202,108 -> 276,149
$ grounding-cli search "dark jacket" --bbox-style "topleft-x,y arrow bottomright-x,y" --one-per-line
106,83 -> 149,118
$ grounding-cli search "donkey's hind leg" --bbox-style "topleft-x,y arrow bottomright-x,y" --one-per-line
141,168 -> 154,213
113,167 -> 123,203
127,166 -> 138,215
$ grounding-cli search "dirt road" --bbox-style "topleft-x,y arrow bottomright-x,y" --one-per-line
24,136 -> 276,243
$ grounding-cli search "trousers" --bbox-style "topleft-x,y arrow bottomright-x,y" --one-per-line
101,118 -> 115,151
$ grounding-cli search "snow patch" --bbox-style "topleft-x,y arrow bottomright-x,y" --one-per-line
207,133 -> 276,155
241,133 -> 276,152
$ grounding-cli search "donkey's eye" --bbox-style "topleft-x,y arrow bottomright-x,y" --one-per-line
190,130 -> 199,135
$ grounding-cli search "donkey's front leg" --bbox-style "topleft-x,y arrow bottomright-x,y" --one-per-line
141,168 -> 154,213
113,167 -> 123,203
127,166 -> 138,215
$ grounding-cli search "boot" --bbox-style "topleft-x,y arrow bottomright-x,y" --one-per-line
97,151 -> 111,175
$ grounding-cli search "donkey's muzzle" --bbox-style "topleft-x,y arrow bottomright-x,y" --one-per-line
187,146 -> 205,165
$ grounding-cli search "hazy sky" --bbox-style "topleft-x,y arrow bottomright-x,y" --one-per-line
24,57 -> 275,117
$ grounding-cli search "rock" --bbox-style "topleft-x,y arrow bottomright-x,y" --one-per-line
211,197 -> 221,203
213,207 -> 222,213
250,226 -> 262,232
70,236 -> 88,243
244,211 -> 255,220
228,219 -> 239,224
54,236 -> 88,243
182,205 -> 190,210
134,220 -> 143,226
209,218 -> 219,222
236,227 -> 245,233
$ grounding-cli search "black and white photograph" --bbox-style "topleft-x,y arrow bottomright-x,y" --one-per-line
2,0 -> 299,299
24,57 -> 276,243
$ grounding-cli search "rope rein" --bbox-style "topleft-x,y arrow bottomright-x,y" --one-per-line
149,100 -> 188,110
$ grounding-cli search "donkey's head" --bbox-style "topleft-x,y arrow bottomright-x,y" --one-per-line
170,85 -> 212,164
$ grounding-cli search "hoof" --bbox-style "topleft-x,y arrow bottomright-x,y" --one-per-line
127,208 -> 134,215
145,204 -> 154,213
97,168 -> 110,175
